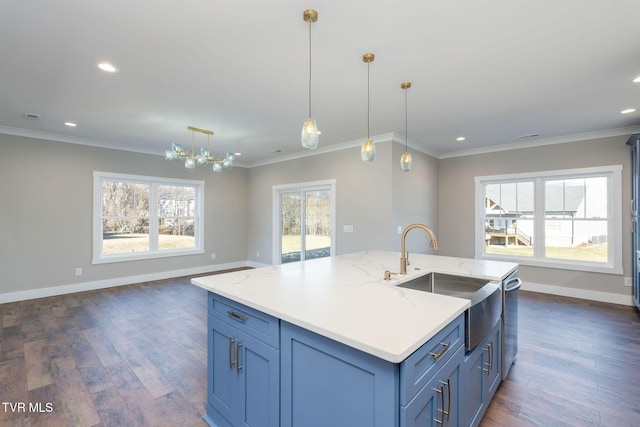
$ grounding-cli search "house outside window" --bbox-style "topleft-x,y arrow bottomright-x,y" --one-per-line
475,165 -> 622,274
93,172 -> 204,264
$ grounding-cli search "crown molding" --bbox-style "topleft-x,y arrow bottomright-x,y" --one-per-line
438,126 -> 640,159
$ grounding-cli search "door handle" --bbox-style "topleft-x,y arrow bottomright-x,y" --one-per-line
236,340 -> 243,373
229,337 -> 236,369
430,342 -> 450,360
440,378 -> 451,422
434,386 -> 445,425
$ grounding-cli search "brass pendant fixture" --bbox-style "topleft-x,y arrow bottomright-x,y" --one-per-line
400,82 -> 413,172
361,53 -> 376,163
301,9 -> 319,149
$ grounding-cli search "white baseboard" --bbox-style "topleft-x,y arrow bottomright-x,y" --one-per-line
3,266 -> 634,307
0,261 -> 250,304
521,281 -> 634,306
247,261 -> 270,269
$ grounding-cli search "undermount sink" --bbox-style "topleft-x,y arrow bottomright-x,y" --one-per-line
397,273 -> 502,352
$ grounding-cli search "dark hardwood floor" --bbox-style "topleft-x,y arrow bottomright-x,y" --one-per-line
1,275 -> 639,426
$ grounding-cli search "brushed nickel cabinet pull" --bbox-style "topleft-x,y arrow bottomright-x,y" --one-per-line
483,346 -> 490,375
440,378 -> 451,421
488,342 -> 493,374
430,342 -> 450,360
236,341 -> 243,373
227,310 -> 247,322
434,386 -> 444,425
229,337 -> 236,369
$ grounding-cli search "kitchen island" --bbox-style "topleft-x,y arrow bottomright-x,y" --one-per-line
192,250 -> 517,427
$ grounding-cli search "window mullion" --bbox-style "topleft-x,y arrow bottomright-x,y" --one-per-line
534,177 -> 545,259
300,189 -> 307,261
149,182 -> 159,251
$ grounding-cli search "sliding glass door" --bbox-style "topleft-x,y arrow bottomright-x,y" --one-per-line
274,181 -> 335,264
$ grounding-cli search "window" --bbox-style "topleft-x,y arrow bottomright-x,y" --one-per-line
273,180 -> 335,264
93,172 -> 204,263
475,166 -> 622,274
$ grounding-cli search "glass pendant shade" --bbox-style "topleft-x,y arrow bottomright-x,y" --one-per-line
301,118 -> 319,149
184,157 -> 196,169
222,152 -> 235,169
400,151 -> 412,172
165,149 -> 178,160
212,162 -> 223,173
361,139 -> 375,163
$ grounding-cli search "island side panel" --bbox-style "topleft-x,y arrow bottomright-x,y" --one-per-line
280,321 -> 399,427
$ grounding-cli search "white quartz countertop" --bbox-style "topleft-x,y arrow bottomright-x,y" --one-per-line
191,250 -> 518,363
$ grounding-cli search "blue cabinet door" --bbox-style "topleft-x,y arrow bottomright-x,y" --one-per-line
207,316 -> 239,427
237,330 -> 279,427
463,322 -> 501,427
207,317 -> 280,427
280,321 -> 398,427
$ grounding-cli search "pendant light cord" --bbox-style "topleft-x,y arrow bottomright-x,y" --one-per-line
367,62 -> 370,140
404,87 -> 408,151
308,21 -> 312,118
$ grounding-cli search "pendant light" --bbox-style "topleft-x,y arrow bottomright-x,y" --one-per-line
301,9 -> 319,149
400,82 -> 413,172
361,53 -> 375,163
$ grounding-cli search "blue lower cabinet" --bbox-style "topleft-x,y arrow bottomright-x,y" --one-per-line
281,321 -> 399,427
463,321 -> 501,427
401,345 -> 463,427
206,315 -> 279,427
205,293 -> 498,427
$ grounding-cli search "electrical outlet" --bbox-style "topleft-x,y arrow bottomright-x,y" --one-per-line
256,251 -> 260,258
397,226 -> 402,234
75,268 -> 82,277
211,253 -> 216,260
624,277 -> 632,287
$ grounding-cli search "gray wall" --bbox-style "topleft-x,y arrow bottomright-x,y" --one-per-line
391,142 -> 440,254
438,135 -> 631,296
0,134 -> 249,295
3,130 -> 629,301
247,138 -> 439,264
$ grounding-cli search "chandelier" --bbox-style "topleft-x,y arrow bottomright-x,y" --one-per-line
165,126 -> 235,172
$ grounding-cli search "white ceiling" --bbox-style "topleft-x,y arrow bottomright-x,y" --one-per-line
2,1 -> 640,165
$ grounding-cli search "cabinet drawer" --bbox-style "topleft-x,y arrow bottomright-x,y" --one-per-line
208,292 -> 280,348
400,313 -> 464,406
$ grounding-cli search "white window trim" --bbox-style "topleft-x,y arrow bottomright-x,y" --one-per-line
272,179 -> 336,265
93,171 -> 205,264
474,165 -> 623,274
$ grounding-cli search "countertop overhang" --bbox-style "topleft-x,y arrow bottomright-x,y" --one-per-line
191,250 -> 517,363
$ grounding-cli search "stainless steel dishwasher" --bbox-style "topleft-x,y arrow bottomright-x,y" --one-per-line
502,271 -> 521,380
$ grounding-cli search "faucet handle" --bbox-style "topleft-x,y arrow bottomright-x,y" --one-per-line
384,270 -> 400,281
406,251 -> 410,266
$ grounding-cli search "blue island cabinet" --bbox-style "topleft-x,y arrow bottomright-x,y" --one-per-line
281,313 -> 465,427
206,291 -> 466,427
462,321 -> 501,427
206,293 -> 280,427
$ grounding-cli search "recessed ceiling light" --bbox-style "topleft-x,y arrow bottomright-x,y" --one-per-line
234,152 -> 242,156
621,108 -> 637,114
64,122 -> 77,127
97,62 -> 119,73
456,136 -> 466,141
633,75 -> 640,83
